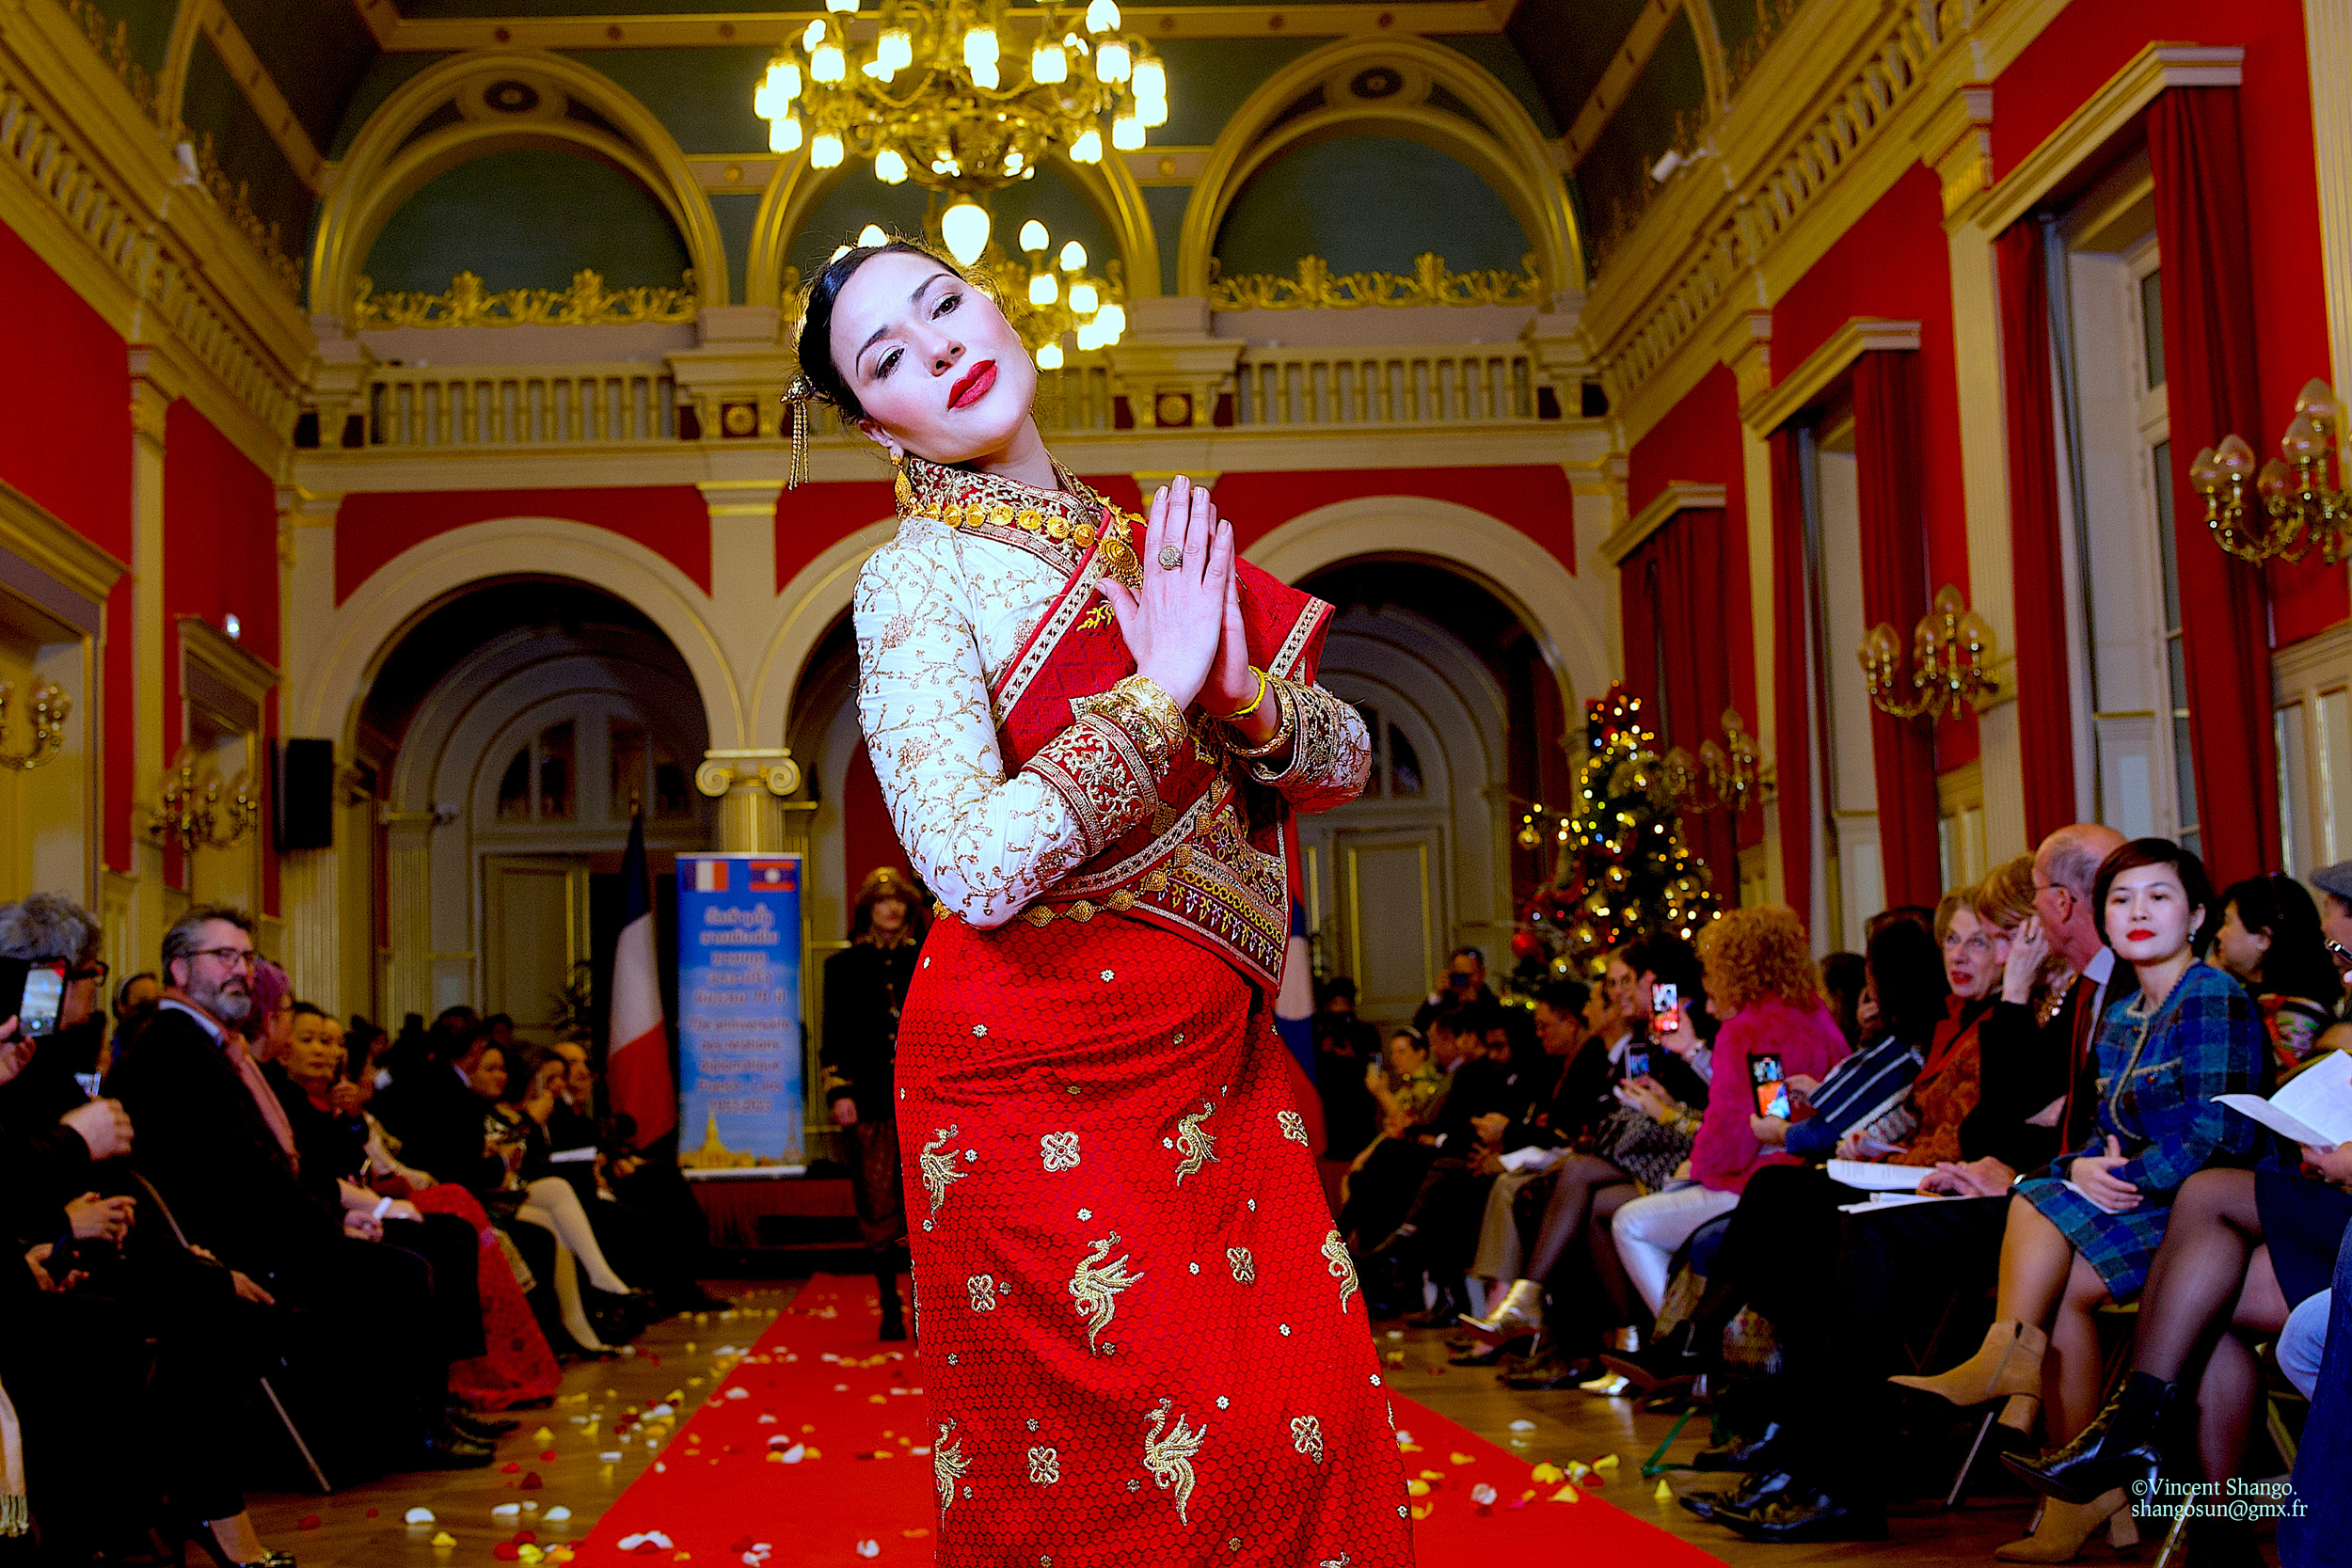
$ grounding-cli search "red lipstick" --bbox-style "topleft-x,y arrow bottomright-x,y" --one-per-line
2126,927 -> 2155,942
948,359 -> 996,410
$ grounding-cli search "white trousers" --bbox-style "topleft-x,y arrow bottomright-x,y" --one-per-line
1611,1181 -> 1739,1314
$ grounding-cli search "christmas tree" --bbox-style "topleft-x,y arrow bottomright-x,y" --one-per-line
1509,682 -> 1719,991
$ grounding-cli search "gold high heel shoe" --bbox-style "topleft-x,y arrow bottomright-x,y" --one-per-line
1993,1487 -> 2138,1562
1890,1320 -> 2049,1408
1455,1278 -> 1544,1349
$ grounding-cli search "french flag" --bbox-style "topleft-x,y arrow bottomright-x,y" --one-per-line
608,811 -> 676,1145
1273,819 -> 1326,1155
691,859 -> 729,893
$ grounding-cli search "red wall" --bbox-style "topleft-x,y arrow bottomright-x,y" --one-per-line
163,400 -> 283,911
335,486 -> 715,604
1993,0 -> 2342,642
775,481 -> 896,593
840,740 -> 914,913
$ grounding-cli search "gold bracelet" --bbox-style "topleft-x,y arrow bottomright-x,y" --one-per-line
1208,667 -> 1269,722
1110,673 -> 1189,756
1225,678 -> 1295,758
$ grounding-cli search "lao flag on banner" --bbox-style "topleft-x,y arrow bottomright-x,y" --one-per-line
607,811 -> 676,1145
748,860 -> 797,890
1273,820 -> 1326,1156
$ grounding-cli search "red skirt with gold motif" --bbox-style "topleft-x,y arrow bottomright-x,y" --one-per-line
895,914 -> 1415,1567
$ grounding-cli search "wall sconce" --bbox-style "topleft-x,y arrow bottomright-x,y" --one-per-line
1662,708 -> 1774,815
2192,379 -> 2352,565
154,744 -> 259,851
0,680 -> 70,770
1859,584 -> 1997,721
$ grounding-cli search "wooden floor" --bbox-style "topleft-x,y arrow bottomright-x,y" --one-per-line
246,1277 -> 2275,1567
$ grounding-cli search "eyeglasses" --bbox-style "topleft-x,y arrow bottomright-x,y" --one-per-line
186,946 -> 258,970
68,959 -> 108,986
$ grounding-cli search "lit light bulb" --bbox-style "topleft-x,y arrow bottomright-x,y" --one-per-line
880,28 -> 913,71
772,61 -> 803,101
1019,220 -> 1050,253
1058,240 -> 1087,272
1137,93 -> 1167,129
1002,150 -> 1024,174
1133,56 -> 1166,101
940,199 -> 991,266
1036,341 -> 1065,370
857,223 -> 888,247
1093,302 -> 1125,341
811,130 -> 844,168
964,25 -> 998,70
754,79 -> 777,119
1111,111 -> 1143,150
831,244 -> 851,262
811,41 -> 846,82
1069,128 -> 1102,163
1068,279 -> 1100,315
1031,42 -> 1067,84
825,0 -> 857,12
802,19 -> 827,49
874,147 -> 909,183
863,57 -> 895,81
769,115 -> 803,153
1028,271 -> 1057,305
1075,319 -> 1104,352
1096,40 -> 1131,82
1086,0 -> 1120,33
970,59 -> 999,89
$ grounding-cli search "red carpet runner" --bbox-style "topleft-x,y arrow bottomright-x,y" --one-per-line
569,1276 -> 1721,1567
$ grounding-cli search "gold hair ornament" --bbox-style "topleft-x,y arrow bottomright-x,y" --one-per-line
783,374 -> 818,489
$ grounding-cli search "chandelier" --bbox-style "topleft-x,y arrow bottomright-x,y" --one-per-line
0,679 -> 70,771
826,214 -> 1126,366
756,0 -> 1167,264
153,744 -> 258,853
1858,584 -> 1998,723
1661,708 -> 1773,816
2191,379 -> 2352,565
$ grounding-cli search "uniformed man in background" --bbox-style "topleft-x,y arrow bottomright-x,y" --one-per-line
820,867 -> 927,1340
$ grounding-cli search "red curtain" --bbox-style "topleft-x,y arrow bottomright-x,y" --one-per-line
1852,350 -> 1945,909
1769,431 -> 1813,929
1995,221 -> 2079,847
1617,510 -> 1742,897
2148,88 -> 2280,882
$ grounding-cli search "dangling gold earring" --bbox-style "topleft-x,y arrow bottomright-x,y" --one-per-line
892,448 -> 914,511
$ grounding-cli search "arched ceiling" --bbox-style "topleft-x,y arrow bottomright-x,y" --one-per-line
86,0 -> 1743,304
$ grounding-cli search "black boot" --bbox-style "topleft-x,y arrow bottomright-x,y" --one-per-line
1716,1480 -> 1887,1543
2001,1370 -> 2176,1506
1678,1464 -> 1797,1522
877,1268 -> 908,1342
1692,1418 -> 1788,1473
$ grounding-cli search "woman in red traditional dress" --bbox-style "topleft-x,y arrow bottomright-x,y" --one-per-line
785,239 -> 1412,1567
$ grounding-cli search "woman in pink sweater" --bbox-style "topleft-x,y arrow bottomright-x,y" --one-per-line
1613,906 -> 1851,1310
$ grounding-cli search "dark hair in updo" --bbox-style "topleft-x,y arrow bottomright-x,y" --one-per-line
794,238 -> 970,422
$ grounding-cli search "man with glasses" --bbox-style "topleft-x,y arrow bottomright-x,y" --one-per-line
107,905 -> 496,1478
2306,862 -> 2352,990
1414,945 -> 1495,1032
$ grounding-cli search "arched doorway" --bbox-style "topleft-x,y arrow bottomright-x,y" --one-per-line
357,579 -> 715,1037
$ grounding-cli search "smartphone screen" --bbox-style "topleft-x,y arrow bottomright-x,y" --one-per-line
1624,1046 -> 1652,1080
0,960 -> 67,1037
1749,1051 -> 1790,1119
1650,982 -> 1682,1037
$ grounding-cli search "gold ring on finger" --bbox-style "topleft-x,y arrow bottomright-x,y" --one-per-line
1157,546 -> 1184,570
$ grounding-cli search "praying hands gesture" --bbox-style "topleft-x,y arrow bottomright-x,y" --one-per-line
1096,474 -> 1232,714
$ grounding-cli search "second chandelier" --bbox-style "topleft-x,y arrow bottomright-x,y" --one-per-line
755,0 -> 1168,191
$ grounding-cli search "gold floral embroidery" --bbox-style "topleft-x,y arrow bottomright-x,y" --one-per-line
1321,1228 -> 1359,1314
934,1419 -> 971,1510
967,1274 -> 999,1312
1069,1230 -> 1144,1352
918,1126 -> 967,1227
1172,1101 -> 1218,1185
1028,1446 -> 1060,1484
1278,1110 -> 1310,1146
1290,1415 -> 1325,1464
1226,1246 -> 1256,1284
1142,1398 -> 1209,1524
1040,1131 -> 1082,1171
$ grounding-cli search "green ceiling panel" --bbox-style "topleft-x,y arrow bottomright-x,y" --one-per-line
1215,134 -> 1529,280
1147,38 -> 1325,148
329,52 -> 449,158
1435,34 -> 1557,138
180,36 -> 316,277
711,189 -> 761,305
559,48 -> 774,153
220,0 -> 379,151
1505,0 -> 1650,138
1575,9 -> 1708,258
74,0 -> 177,77
1141,182 -> 1188,296
360,147 -> 693,294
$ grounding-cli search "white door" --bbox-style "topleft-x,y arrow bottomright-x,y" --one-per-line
482,853 -> 588,1043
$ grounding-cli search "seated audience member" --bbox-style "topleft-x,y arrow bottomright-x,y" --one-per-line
1819,951 -> 1868,1046
244,959 -> 294,1067
375,1017 -> 504,1192
1765,918 -> 1947,1163
1700,824 -> 2125,1544
1312,977 -> 1381,1161
1610,907 -> 1850,1316
1885,839 -> 2265,1556
2208,871 -> 2342,1069
104,905 -> 497,1481
1363,1026 -> 1440,1136
2312,860 -> 2352,988
1414,945 -> 1496,1031
540,1037 -> 723,1314
2280,1218 -> 2351,1568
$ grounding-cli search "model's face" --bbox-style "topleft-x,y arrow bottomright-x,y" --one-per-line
2105,864 -> 2201,966
829,250 -> 1035,466
1941,908 -> 2010,1000
2213,901 -> 2271,982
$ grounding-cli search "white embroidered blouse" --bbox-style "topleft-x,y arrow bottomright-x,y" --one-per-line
853,466 -> 1371,930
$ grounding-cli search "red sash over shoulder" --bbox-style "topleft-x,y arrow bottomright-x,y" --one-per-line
988,533 -> 1332,993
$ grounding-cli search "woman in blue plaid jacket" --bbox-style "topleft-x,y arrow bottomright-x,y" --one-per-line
1887,838 -> 2266,1561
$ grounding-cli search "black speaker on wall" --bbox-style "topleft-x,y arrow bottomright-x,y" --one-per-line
275,738 -> 335,851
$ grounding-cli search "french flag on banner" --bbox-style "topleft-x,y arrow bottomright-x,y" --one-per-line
608,811 -> 676,1145
690,859 -> 729,894
1273,819 -> 1326,1155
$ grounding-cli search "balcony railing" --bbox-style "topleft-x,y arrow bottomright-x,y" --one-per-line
367,365 -> 677,448
1231,344 -> 1540,428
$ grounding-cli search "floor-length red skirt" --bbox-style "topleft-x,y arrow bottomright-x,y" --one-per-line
897,913 -> 1415,1567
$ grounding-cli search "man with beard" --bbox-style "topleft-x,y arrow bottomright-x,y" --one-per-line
105,905 -> 496,1481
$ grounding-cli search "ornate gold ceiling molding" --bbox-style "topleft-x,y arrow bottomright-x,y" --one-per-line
352,269 -> 699,329
376,5 -> 1510,52
157,0 -> 326,195
0,10 -> 307,470
1207,252 -> 1543,310
313,51 -> 732,322
1178,35 -> 1580,302
1586,0 -> 2072,450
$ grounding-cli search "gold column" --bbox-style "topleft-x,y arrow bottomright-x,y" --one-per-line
2307,0 -> 2352,393
696,749 -> 809,853
124,351 -> 174,970
381,811 -> 437,1025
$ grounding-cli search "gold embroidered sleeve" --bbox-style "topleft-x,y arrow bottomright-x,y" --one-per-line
1033,675 -> 1184,857
854,537 -> 1099,928
1243,678 -> 1372,813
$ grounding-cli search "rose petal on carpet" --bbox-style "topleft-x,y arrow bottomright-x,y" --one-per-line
568,1276 -> 1722,1566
